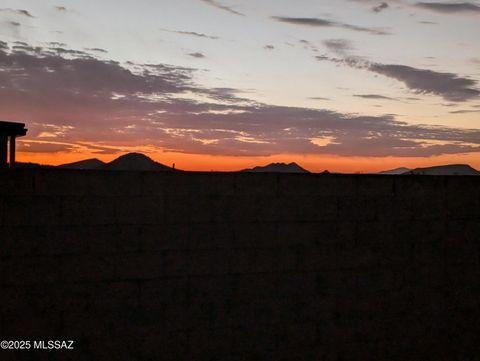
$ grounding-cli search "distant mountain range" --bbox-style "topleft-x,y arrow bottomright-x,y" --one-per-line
404,164 -> 480,176
13,154 -> 480,175
58,153 -> 176,171
240,162 -> 310,173
378,164 -> 480,176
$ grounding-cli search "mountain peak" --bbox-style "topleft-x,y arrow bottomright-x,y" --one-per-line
114,152 -> 151,161
58,153 -> 175,171
406,164 -> 479,176
241,162 -> 309,173
104,153 -> 174,171
378,164 -> 479,175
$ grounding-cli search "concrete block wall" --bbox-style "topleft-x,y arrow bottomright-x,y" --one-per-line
1,169 -> 480,360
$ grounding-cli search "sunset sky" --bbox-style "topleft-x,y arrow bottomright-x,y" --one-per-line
1,0 -> 479,172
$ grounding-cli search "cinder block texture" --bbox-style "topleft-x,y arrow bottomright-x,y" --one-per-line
1,169 -> 479,360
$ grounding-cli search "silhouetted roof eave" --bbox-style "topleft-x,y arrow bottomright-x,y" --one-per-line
0,121 -> 28,137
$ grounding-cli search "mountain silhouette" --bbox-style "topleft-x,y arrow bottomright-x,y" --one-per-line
241,162 -> 309,173
378,167 -> 411,175
404,164 -> 480,175
103,153 -> 174,171
59,153 -> 175,171
15,162 -> 55,169
59,158 -> 105,170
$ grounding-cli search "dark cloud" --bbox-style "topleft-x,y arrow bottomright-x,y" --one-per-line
198,87 -> 255,104
2,41 -> 480,158
323,39 -> 354,55
11,44 -> 45,55
299,39 -> 318,52
415,2 -> 480,13
373,2 -> 389,12
188,52 -> 206,58
315,55 -> 330,62
160,28 -> 219,40
264,45 -> 275,50
308,97 -> 331,100
55,6 -> 67,11
272,16 -> 390,35
369,63 -> 480,101
46,47 -> 94,58
0,8 -> 34,17
354,94 -> 396,100
199,0 -> 244,16
9,21 -> 21,27
273,17 -> 334,27
449,109 -> 480,114
316,56 -> 480,102
17,9 -> 34,17
85,48 -> 108,53
49,41 -> 67,47
0,42 -> 196,106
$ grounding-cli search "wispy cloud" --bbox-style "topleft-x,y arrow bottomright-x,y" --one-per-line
299,39 -> 319,52
0,8 -> 34,18
373,2 -> 389,12
323,39 -> 354,55
188,52 -> 206,58
449,109 -> 480,114
415,2 -> 480,13
369,63 -> 480,101
199,0 -> 244,16
308,97 -> 331,100
160,28 -> 219,40
354,94 -> 397,100
316,56 -> 480,101
85,47 -> 108,54
272,16 -> 390,35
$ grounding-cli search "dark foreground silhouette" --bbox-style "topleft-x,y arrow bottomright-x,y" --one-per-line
1,169 -> 480,360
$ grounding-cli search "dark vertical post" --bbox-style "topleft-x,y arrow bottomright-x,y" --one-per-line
0,133 -> 8,168
9,135 -> 16,167
0,122 -> 27,168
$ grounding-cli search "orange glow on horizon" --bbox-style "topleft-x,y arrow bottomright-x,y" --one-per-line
16,150 -> 480,173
